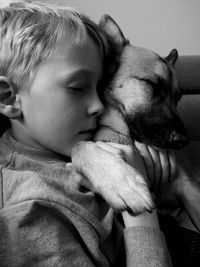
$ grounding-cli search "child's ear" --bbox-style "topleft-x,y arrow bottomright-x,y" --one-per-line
0,76 -> 22,119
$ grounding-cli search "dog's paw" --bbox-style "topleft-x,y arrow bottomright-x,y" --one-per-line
97,168 -> 154,214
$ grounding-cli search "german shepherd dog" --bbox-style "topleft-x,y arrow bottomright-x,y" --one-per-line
70,15 -> 190,215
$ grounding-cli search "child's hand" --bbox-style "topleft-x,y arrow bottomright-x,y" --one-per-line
71,141 -> 155,214
133,141 -> 200,231
134,141 -> 177,194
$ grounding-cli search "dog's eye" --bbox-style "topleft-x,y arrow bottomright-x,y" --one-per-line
152,80 -> 169,99
144,79 -> 165,98
142,79 -> 157,92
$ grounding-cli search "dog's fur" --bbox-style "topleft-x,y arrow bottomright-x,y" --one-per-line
95,15 -> 189,150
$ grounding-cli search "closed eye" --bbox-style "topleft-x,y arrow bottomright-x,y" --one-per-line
142,78 -> 169,99
67,87 -> 85,93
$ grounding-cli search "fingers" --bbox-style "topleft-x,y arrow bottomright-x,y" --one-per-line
134,141 -> 177,194
134,141 -> 154,183
149,148 -> 177,193
147,146 -> 162,192
168,151 -> 177,181
156,149 -> 170,192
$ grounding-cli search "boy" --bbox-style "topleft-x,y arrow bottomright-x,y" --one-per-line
0,2 -> 171,266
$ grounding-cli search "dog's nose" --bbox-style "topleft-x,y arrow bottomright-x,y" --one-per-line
170,131 -> 189,149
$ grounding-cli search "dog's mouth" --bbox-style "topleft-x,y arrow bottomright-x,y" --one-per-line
128,121 -> 189,150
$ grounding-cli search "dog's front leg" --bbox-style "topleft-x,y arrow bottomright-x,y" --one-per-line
71,141 -> 155,214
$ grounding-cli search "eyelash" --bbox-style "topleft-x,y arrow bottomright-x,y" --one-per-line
67,87 -> 85,93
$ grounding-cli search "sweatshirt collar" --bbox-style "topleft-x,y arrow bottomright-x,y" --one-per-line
1,129 -> 71,163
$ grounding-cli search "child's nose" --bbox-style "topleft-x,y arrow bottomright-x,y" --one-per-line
87,94 -> 105,117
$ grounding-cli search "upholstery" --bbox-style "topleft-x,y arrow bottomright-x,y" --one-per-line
175,56 -> 200,178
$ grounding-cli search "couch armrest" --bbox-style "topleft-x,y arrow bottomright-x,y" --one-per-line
175,56 -> 200,95
175,56 -> 200,177
175,56 -> 200,141
178,95 -> 200,141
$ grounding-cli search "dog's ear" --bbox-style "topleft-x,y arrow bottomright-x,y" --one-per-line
165,49 -> 178,65
99,14 -> 128,48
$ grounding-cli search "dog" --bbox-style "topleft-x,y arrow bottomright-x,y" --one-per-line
70,15 -> 192,216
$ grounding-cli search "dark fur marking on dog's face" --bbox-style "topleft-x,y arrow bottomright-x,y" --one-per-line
125,100 -> 188,149
99,45 -> 188,149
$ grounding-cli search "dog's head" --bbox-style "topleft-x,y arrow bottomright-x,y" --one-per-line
96,15 -> 189,150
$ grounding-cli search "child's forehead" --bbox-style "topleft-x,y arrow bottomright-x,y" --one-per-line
51,28 -> 104,60
38,35 -> 103,78
58,37 -> 102,65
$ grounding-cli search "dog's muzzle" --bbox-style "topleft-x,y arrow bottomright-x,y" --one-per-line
127,113 -> 190,150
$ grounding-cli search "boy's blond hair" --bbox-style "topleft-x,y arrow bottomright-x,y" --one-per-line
0,1 -> 108,92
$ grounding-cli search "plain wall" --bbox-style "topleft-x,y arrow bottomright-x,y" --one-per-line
1,0 -> 200,56
46,0 -> 200,56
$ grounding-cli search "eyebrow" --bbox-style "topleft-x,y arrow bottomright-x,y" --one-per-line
61,69 -> 100,84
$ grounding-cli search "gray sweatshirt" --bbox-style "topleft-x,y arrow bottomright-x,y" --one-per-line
0,130 -> 172,266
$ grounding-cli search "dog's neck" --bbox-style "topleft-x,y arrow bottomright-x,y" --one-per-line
94,107 -> 133,146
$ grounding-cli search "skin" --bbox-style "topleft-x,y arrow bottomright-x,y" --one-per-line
11,36 -> 104,157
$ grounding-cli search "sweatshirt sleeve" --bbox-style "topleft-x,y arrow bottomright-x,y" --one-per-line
123,226 -> 173,267
0,201 -> 100,267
